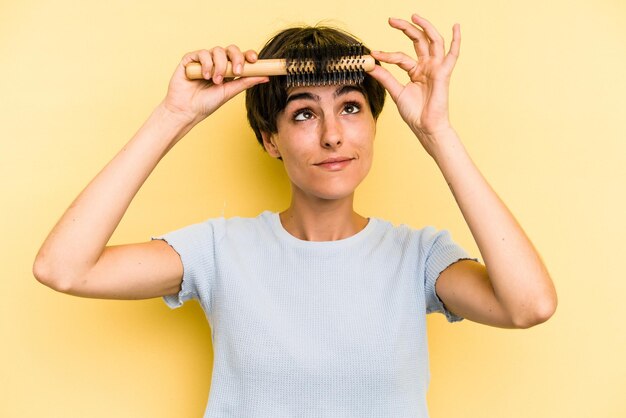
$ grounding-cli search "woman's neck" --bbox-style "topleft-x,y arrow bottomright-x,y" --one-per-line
279,193 -> 368,242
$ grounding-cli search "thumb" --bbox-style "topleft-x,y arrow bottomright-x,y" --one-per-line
368,64 -> 403,103
221,76 -> 270,102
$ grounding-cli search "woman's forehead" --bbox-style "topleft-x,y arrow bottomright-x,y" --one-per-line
285,85 -> 366,103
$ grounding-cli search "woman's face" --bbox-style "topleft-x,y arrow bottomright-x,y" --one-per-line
263,84 -> 376,202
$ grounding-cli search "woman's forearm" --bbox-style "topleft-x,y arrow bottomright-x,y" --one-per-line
33,103 -> 195,290
429,128 -> 557,327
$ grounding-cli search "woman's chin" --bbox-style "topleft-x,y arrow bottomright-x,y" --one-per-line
291,182 -> 362,203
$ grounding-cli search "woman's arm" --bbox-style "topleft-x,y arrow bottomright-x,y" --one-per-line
33,47 -> 268,299
427,127 -> 556,329
370,14 -> 557,328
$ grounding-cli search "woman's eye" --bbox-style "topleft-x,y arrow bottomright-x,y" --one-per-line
342,102 -> 361,115
294,109 -> 314,121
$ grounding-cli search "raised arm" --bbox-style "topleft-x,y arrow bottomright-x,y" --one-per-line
370,15 -> 557,328
33,47 -> 269,299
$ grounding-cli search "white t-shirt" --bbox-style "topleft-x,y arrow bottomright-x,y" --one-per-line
158,211 -> 471,418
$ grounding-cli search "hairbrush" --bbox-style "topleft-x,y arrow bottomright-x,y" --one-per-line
184,44 -> 376,87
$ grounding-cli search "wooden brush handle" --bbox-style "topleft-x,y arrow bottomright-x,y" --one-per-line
185,59 -> 287,79
185,56 -> 375,80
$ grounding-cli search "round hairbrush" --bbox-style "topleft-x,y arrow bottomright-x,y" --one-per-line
185,44 -> 376,86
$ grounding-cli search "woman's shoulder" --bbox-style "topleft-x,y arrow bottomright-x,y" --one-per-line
370,217 -> 456,249
370,216 -> 440,236
155,211 -> 272,244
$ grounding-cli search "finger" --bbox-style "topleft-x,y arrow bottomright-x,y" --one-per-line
388,17 -> 429,58
410,14 -> 445,57
368,65 -> 404,103
244,49 -> 259,63
440,23 -> 461,74
181,50 -> 214,80
225,44 -> 244,76
210,47 -> 227,84
448,23 -> 461,59
197,49 -> 215,80
370,50 -> 418,74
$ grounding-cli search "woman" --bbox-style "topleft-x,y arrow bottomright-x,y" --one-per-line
33,13 -> 557,417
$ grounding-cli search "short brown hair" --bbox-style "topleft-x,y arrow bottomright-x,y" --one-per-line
245,25 -> 386,147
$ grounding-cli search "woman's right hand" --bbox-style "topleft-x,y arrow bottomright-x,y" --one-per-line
162,46 -> 269,124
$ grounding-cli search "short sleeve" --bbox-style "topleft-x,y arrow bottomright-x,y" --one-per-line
421,227 -> 476,323
152,219 -> 221,314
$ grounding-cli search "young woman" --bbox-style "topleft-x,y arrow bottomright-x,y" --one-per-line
34,13 -> 557,417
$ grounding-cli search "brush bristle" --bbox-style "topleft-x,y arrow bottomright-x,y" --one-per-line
284,44 -> 367,87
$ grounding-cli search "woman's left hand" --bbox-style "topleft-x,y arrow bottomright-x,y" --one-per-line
370,14 -> 461,155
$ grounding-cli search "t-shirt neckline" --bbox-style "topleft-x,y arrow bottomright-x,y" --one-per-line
264,211 -> 378,249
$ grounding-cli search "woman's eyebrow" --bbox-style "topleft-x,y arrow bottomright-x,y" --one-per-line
334,85 -> 365,98
285,92 -> 320,105
285,85 -> 365,106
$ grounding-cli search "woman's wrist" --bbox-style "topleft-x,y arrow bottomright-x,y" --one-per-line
143,102 -> 201,151
156,101 -> 200,129
412,124 -> 463,161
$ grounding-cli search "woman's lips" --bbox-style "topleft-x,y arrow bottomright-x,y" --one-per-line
314,157 -> 355,171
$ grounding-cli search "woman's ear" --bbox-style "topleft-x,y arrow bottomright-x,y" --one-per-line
261,132 -> 281,159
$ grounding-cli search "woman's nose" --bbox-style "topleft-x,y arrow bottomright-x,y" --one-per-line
320,116 -> 342,149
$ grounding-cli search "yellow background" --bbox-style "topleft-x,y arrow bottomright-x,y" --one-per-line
2,0 -> 625,417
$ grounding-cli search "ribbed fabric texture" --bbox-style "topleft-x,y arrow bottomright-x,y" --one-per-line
157,211 -> 471,418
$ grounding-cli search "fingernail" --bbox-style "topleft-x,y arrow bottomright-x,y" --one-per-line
235,64 -> 242,74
